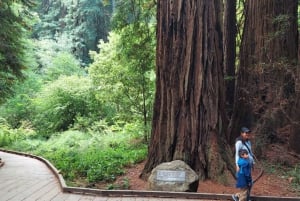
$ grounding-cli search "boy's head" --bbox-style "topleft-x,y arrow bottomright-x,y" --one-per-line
239,149 -> 249,159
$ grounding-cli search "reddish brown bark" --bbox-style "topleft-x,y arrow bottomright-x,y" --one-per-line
223,0 -> 237,126
229,0 -> 299,152
141,0 -> 233,183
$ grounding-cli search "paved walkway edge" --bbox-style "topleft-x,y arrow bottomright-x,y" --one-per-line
0,149 -> 299,201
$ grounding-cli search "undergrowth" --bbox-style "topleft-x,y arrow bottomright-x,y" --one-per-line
263,161 -> 300,194
1,129 -> 147,187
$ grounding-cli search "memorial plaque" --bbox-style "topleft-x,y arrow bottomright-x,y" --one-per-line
156,170 -> 186,182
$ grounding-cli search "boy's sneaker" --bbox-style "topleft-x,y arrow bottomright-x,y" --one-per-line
232,194 -> 239,201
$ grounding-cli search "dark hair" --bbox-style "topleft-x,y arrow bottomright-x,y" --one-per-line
239,149 -> 248,156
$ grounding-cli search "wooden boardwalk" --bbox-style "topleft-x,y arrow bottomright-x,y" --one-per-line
0,151 -> 226,201
0,150 -> 299,201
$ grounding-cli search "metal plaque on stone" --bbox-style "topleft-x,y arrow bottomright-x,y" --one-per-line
156,170 -> 186,182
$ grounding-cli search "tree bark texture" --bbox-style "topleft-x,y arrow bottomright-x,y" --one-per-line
142,0 -> 233,182
223,0 -> 237,126
229,0 -> 299,152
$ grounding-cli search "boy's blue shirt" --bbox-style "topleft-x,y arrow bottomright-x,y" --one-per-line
236,157 -> 252,188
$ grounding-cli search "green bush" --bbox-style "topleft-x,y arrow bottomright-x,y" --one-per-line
44,52 -> 85,81
29,130 -> 147,184
0,70 -> 42,128
0,118 -> 18,146
32,75 -> 111,137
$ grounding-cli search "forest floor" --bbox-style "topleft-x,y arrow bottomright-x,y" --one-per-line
95,142 -> 300,198
102,159 -> 299,197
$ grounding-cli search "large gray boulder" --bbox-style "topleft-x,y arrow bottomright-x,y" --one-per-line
148,160 -> 199,192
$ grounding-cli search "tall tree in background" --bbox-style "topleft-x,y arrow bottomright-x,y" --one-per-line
0,0 -> 34,102
33,0 -> 113,64
229,0 -> 299,153
142,0 -> 234,183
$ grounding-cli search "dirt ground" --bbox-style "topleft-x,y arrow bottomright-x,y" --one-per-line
108,159 -> 299,197
93,128 -> 300,198
103,142 -> 300,198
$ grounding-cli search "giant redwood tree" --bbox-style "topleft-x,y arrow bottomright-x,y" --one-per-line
141,0 -> 234,182
229,0 -> 299,153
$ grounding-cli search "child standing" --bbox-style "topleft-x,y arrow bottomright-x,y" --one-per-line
232,149 -> 253,201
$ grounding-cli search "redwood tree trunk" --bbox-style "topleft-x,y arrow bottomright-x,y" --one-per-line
141,0 -> 233,182
230,0 -> 299,153
223,0 -> 237,126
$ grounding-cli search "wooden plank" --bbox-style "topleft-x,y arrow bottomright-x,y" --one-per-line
0,180 -> 37,200
7,180 -> 51,201
63,193 -> 84,201
121,197 -> 137,201
48,192 -> 73,201
79,195 -> 97,201
93,197 -> 108,201
22,180 -> 59,201
35,184 -> 62,201
0,179 -> 19,196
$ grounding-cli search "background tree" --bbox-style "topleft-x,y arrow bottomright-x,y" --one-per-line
112,0 -> 156,141
89,0 -> 156,141
142,0 -> 234,183
229,0 -> 299,153
32,0 -> 113,64
0,0 -> 35,102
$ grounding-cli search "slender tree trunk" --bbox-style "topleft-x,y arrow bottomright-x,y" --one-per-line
141,0 -> 233,183
230,0 -> 299,153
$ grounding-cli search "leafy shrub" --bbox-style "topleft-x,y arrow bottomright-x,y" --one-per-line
84,145 -> 147,183
44,52 -> 85,81
26,130 -> 147,184
0,117 -> 38,148
0,70 -> 42,128
32,75 -> 111,137
0,118 -> 18,146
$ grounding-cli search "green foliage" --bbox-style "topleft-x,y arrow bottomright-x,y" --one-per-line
106,177 -> 130,190
89,27 -> 155,140
0,117 -> 36,147
0,70 -> 42,128
0,0 -> 34,101
44,52 -> 84,81
288,165 -> 300,190
271,14 -> 293,38
33,38 -> 75,72
263,161 -> 300,193
33,0 -> 113,64
8,130 -> 147,184
32,75 -> 105,137
109,0 -> 156,140
112,0 -> 155,30
0,118 -> 17,146
89,32 -> 124,108
235,0 -> 246,67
